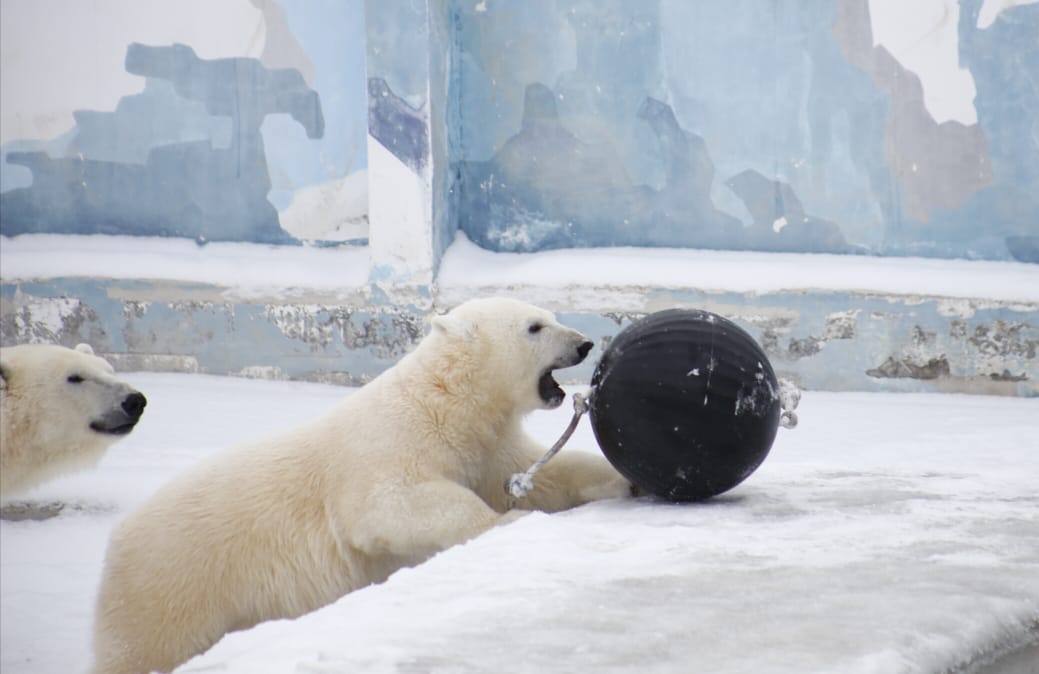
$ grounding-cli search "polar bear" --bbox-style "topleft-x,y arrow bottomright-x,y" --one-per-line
93,298 -> 631,674
0,343 -> 147,501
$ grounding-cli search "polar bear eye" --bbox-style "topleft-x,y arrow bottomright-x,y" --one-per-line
528,322 -> 544,334
67,374 -> 85,384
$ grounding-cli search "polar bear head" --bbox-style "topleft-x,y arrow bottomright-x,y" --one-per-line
430,298 -> 594,413
0,343 -> 147,498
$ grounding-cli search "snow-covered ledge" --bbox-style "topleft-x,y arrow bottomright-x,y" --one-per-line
2,233 -> 1038,395
438,234 -> 1039,306
436,234 -> 1039,397
0,235 -> 372,300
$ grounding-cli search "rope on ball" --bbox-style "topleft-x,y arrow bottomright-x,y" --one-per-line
506,391 -> 589,499
778,379 -> 801,429
506,309 -> 805,502
504,379 -> 802,501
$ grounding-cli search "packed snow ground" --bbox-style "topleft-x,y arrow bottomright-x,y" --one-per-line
1,373 -> 1037,674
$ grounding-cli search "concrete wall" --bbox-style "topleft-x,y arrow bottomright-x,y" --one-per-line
449,0 -> 1039,262
1,0 -> 369,244
2,0 -> 1037,396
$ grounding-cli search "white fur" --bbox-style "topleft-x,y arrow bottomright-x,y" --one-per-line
93,298 -> 630,673
0,343 -> 145,500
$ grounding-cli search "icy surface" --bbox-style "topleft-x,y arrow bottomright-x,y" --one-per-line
0,234 -> 370,297
1,374 -> 1038,674
4,232 -> 1039,304
439,232 -> 1039,303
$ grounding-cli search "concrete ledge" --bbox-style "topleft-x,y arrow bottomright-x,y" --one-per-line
2,278 -> 1035,396
2,235 -> 1036,395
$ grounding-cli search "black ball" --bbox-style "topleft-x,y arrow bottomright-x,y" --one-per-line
589,309 -> 780,501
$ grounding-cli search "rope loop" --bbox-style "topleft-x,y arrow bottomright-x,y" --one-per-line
778,379 -> 801,430
506,391 -> 589,499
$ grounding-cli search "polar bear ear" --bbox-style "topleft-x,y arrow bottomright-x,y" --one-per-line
431,313 -> 475,341
74,343 -> 95,355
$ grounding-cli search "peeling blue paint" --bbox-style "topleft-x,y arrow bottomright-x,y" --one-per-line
1,44 -> 323,244
368,77 -> 429,173
445,0 -> 1038,262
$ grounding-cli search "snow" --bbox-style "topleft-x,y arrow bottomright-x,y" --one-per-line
5,233 -> 1039,306
0,235 -> 370,299
277,169 -> 370,243
3,373 -> 1038,674
439,233 -> 1039,305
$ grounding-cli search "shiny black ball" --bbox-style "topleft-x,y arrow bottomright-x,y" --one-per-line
589,309 -> 780,501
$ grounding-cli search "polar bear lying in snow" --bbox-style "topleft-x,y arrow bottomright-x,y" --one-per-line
0,343 -> 146,502
93,298 -> 631,673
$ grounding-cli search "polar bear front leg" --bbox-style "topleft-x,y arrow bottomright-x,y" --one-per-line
507,434 -> 634,513
519,451 -> 633,511
347,480 -> 524,564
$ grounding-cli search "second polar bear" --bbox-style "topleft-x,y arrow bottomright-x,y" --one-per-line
1,343 -> 147,501
93,298 -> 632,674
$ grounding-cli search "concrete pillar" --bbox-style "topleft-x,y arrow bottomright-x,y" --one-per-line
364,0 -> 439,292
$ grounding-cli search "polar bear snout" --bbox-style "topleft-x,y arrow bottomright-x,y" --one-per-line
538,337 -> 595,408
122,391 -> 148,419
90,391 -> 147,435
555,338 -> 594,369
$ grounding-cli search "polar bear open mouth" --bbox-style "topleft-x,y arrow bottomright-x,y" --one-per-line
538,369 -> 567,407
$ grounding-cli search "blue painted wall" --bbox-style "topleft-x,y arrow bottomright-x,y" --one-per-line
2,0 -> 1036,396
262,0 -> 369,212
448,0 -> 1039,262
0,0 -> 367,245
4,0 -> 1035,261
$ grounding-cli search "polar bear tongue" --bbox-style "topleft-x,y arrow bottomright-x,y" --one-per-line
538,370 -> 565,407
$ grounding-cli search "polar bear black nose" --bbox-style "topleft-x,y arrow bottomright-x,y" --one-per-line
577,340 -> 594,360
122,392 -> 147,419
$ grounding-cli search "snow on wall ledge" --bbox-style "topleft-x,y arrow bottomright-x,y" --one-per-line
1,234 -> 1037,396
